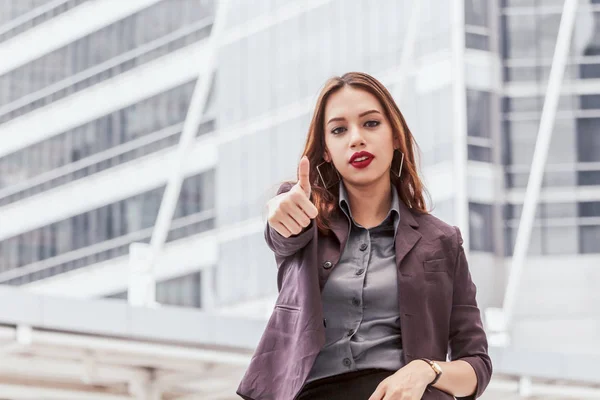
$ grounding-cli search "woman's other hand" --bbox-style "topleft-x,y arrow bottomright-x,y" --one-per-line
368,360 -> 436,400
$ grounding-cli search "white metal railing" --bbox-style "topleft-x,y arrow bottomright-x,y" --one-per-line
488,375 -> 600,400
0,0 -> 74,37
0,209 -> 215,283
0,16 -> 213,120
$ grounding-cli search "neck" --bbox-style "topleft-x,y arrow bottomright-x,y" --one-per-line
343,177 -> 393,227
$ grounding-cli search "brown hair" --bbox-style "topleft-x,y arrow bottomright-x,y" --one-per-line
284,72 -> 430,235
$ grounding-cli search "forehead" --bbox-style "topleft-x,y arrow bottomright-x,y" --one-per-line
324,86 -> 383,120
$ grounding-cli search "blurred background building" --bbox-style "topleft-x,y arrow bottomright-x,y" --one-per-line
0,0 -> 598,398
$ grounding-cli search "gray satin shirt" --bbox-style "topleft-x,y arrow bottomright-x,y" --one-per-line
306,181 -> 405,382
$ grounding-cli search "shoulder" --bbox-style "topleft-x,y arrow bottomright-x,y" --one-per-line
413,212 -> 463,260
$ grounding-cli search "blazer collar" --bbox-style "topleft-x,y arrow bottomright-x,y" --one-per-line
329,184 -> 421,271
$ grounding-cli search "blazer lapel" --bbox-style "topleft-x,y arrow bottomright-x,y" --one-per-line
393,201 -> 425,362
394,201 -> 422,276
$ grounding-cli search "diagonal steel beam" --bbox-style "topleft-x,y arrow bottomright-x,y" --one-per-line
133,0 -> 231,306
487,0 -> 579,342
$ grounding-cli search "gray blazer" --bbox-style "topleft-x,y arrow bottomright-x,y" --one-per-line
237,182 -> 492,400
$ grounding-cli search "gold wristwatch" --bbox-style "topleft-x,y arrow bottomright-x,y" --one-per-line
419,358 -> 443,386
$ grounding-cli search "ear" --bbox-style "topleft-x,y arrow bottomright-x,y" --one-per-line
323,151 -> 331,163
393,139 -> 402,151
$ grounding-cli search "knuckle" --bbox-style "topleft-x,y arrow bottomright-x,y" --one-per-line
271,209 -> 282,220
289,191 -> 303,202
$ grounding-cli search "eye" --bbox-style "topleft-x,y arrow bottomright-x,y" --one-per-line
365,120 -> 380,128
331,126 -> 346,135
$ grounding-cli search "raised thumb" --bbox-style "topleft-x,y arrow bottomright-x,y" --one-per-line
297,156 -> 311,197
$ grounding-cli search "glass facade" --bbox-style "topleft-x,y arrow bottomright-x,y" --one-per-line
0,0 -> 90,43
0,0 -> 597,311
0,0 -> 56,26
501,0 -> 600,255
0,169 -> 215,285
0,80 -> 215,206
465,0 -> 491,50
107,271 -> 203,308
467,89 -> 494,163
0,0 -> 214,123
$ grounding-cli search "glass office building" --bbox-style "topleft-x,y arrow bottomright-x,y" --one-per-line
0,0 -> 599,387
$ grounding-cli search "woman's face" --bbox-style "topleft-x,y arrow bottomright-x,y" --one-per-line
323,86 -> 397,187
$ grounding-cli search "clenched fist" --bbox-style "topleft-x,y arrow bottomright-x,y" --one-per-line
267,156 -> 319,238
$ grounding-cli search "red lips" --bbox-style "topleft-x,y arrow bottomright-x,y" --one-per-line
349,151 -> 375,163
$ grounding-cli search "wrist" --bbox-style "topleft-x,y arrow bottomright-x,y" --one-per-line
417,358 -> 443,386
413,359 -> 437,385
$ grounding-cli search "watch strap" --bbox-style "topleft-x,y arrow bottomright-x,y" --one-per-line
419,358 -> 442,386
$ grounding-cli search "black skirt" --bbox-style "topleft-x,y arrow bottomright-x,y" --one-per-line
296,369 -> 396,400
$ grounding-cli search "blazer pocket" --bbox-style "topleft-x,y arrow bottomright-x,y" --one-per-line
274,304 -> 300,312
270,304 -> 300,334
423,258 -> 447,273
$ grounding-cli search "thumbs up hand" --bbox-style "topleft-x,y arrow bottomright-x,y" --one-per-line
267,156 -> 319,238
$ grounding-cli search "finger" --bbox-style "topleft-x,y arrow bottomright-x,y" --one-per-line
368,384 -> 386,400
294,192 -> 318,219
270,220 -> 292,238
279,213 -> 305,235
281,201 -> 311,228
297,156 -> 311,197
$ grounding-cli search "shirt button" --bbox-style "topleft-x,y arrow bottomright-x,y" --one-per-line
351,298 -> 360,307
323,261 -> 333,269
355,268 -> 365,276
343,357 -> 351,367
359,243 -> 368,251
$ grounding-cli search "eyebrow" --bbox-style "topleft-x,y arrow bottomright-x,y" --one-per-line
326,109 -> 381,125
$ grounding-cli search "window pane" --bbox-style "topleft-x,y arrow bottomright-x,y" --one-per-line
469,202 -> 494,252
467,90 -> 491,138
578,171 -> 600,185
466,33 -> 490,50
580,226 -> 600,254
468,145 -> 492,162
577,118 -> 600,162
544,226 -> 578,255
465,0 -> 489,27
579,201 -> 600,217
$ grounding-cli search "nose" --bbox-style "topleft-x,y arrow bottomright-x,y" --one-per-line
348,125 -> 366,148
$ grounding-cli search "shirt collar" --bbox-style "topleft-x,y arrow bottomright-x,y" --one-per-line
338,181 -> 401,238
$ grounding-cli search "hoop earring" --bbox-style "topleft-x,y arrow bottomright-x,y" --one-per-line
316,161 -> 341,189
391,149 -> 404,179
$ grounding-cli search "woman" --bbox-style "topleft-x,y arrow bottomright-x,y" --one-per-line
236,72 -> 492,400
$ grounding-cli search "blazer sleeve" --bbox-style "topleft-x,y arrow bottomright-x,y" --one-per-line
264,181 -> 316,259
449,226 -> 493,399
